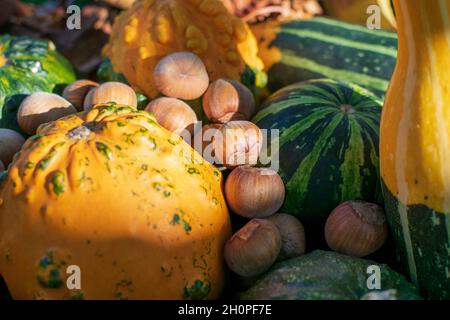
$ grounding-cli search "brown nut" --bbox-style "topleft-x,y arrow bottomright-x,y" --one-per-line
17,92 -> 76,135
0,128 -> 25,167
225,166 -> 285,218
153,52 -> 209,100
145,97 -> 197,136
225,219 -> 281,277
325,200 -> 388,257
84,82 -> 137,110
213,121 -> 263,167
63,80 -> 99,111
203,79 -> 255,123
267,213 -> 305,260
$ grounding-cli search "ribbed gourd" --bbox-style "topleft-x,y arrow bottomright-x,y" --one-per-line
104,0 -> 265,99
381,0 -> 450,299
0,103 -> 231,299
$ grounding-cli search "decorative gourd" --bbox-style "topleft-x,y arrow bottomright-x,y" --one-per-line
0,103 -> 231,300
250,17 -> 397,98
239,250 -> 421,300
104,0 -> 265,99
0,35 -> 76,133
253,79 -> 383,248
321,0 -> 396,30
378,0 -> 397,29
102,0 -> 136,9
380,0 -> 450,300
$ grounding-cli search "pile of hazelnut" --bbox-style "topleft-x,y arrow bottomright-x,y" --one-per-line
147,52 -> 389,278
144,51 -> 306,278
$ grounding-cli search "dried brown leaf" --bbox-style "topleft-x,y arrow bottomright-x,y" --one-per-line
222,0 -> 322,23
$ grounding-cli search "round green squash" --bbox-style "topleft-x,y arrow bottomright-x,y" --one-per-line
0,35 -> 76,134
253,79 -> 383,247
239,250 -> 421,300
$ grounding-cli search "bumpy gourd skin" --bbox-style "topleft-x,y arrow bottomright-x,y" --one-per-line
0,104 -> 231,300
105,0 -> 264,98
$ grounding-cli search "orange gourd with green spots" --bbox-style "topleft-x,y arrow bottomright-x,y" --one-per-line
0,103 -> 231,300
104,0 -> 264,99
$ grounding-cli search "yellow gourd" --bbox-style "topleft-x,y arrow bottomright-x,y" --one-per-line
0,103 -> 231,299
322,0 -> 396,30
380,0 -> 450,299
105,0 -> 264,99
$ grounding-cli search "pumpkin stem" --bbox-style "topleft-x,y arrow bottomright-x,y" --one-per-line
340,104 -> 356,114
67,126 -> 92,140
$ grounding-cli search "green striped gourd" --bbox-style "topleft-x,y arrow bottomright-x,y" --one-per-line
253,79 -> 383,246
239,250 -> 421,300
381,0 -> 450,299
0,35 -> 76,134
251,17 -> 397,98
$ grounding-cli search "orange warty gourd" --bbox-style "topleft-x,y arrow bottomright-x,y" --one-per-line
0,103 -> 231,300
104,0 -> 264,98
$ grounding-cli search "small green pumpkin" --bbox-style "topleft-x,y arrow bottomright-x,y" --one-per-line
0,35 -> 76,134
239,250 -> 421,300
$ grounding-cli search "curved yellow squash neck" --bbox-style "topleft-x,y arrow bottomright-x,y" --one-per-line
381,0 -> 450,213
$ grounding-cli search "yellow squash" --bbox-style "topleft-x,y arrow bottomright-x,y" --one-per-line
0,103 -> 231,299
105,0 -> 264,99
381,0 -> 450,299
322,0 -> 396,30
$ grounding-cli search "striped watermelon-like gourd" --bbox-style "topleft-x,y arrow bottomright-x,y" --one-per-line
253,79 -> 383,246
381,0 -> 450,299
251,17 -> 397,98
